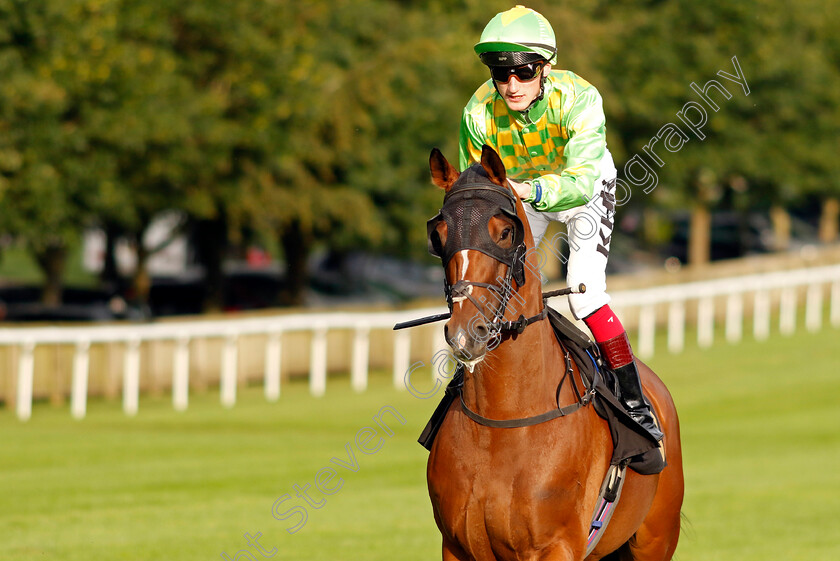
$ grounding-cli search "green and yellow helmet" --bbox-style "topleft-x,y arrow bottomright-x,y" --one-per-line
474,5 -> 557,67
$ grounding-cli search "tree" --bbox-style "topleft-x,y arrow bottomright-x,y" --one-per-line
226,0 -> 487,305
0,0 -> 115,304
598,0 -> 840,264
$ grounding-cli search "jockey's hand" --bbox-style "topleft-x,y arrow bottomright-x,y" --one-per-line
508,179 -> 531,200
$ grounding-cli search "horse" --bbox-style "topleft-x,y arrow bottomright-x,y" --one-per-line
424,145 -> 684,561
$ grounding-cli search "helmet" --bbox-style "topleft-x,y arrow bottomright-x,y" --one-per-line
474,5 -> 557,67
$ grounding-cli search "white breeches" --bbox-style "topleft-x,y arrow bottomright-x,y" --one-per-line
523,149 -> 618,320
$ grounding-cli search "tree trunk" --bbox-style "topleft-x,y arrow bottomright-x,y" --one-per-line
279,220 -> 312,307
193,217 -> 228,313
33,243 -> 67,306
641,207 -> 662,247
769,205 -> 791,251
100,222 -> 122,291
128,235 -> 152,308
819,197 -> 839,243
688,167 -> 718,267
688,205 -> 711,266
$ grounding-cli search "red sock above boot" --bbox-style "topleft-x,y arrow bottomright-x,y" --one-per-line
583,304 -> 626,344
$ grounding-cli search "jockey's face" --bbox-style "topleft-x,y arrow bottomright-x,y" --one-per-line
495,63 -> 550,112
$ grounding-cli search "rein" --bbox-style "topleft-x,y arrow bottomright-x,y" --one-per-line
392,284 -> 584,331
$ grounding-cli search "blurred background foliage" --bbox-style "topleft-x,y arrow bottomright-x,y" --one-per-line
0,0 -> 838,311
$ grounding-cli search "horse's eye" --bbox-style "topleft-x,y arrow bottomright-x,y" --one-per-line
500,227 -> 511,241
430,231 -> 444,256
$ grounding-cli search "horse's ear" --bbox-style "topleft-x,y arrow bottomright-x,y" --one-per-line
429,148 -> 459,192
480,144 -> 507,187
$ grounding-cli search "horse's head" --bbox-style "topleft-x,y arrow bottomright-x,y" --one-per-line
427,145 -> 540,368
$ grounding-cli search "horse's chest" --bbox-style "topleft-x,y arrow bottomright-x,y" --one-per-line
430,434 -> 584,555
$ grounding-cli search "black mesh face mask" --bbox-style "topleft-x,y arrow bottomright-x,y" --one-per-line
400,148 -> 553,337
426,168 -> 526,287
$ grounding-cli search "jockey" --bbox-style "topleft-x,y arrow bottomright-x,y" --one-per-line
459,5 -> 663,442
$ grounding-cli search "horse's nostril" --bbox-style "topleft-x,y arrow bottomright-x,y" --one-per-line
473,322 -> 489,341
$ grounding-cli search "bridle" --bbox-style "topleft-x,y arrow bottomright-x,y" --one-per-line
393,169 -> 584,333
425,176 -> 547,337
394,161 -> 594,430
430,196 -> 596,428
445,273 -> 546,337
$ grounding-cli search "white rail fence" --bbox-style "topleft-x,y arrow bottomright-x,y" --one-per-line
606,263 -> 840,357
2,264 -> 839,421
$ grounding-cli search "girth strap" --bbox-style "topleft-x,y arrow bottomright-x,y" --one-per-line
585,462 -> 628,556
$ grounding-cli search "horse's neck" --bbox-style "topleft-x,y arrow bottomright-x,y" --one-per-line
463,286 -> 567,419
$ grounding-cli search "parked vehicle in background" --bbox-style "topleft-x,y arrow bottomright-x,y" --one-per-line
0,287 -> 143,322
661,211 -> 819,266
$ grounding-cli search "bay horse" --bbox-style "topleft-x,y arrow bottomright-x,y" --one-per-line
424,145 -> 684,561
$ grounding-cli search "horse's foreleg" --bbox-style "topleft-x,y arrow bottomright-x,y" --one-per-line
623,511 -> 681,561
539,542 -> 584,561
442,538 -> 472,561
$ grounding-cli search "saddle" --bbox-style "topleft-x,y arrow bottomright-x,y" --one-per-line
418,306 -> 666,476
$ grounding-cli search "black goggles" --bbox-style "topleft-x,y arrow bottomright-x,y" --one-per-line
490,62 -> 545,84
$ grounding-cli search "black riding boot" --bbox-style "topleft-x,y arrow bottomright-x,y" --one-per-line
598,333 -> 664,442
612,360 -> 664,442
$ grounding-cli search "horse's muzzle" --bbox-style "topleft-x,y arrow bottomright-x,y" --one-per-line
445,319 -> 491,368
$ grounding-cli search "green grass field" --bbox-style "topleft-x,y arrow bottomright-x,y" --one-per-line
2,325 -> 839,560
